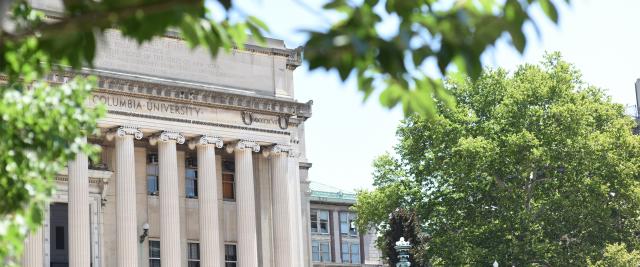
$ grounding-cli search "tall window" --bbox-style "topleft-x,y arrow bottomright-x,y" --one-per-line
339,212 -> 358,236
341,241 -> 361,264
310,209 -> 330,234
222,161 -> 235,201
225,244 -> 237,267
147,153 -> 159,195
186,157 -> 198,198
311,240 -> 331,262
149,240 -> 160,267
187,242 -> 200,267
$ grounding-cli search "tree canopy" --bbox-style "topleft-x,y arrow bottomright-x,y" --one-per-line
354,53 -> 640,266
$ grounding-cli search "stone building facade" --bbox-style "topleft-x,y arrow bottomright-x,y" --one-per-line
308,182 -> 383,267
21,1 -> 317,266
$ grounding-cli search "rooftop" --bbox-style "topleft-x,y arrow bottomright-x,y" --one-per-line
309,181 -> 357,204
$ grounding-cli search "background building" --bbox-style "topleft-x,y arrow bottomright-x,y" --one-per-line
308,182 -> 383,267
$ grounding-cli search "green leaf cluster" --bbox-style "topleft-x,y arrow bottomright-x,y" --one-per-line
587,243 -> 640,267
305,0 -> 567,117
355,53 -> 640,265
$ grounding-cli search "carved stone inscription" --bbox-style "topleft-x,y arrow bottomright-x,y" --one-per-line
91,93 -> 286,130
93,95 -> 201,116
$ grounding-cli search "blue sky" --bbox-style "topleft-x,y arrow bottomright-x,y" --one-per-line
229,0 -> 640,191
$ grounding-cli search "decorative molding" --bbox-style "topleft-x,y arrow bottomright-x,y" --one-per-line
40,71 -> 313,119
107,110 -> 291,136
262,144 -> 293,158
106,126 -> 143,141
189,135 -> 223,150
149,131 -> 185,145
271,144 -> 291,154
236,140 -> 261,153
117,126 -> 143,139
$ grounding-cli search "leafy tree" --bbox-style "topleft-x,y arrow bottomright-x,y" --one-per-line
587,243 -> 640,267
0,0 -> 570,263
355,53 -> 640,266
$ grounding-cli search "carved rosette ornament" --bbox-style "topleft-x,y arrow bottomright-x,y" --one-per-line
106,126 -> 143,141
149,131 -> 185,145
189,135 -> 224,150
234,140 -> 260,153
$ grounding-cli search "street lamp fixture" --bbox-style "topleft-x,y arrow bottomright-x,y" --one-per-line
139,222 -> 149,243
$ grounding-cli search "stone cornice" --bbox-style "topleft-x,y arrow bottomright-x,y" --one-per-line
42,71 -> 313,119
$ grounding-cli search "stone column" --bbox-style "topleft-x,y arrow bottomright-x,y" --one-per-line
233,140 -> 260,267
150,131 -> 185,267
192,135 -> 224,267
68,145 -> 90,267
22,227 -> 43,267
291,155 -> 305,267
268,145 -> 295,267
109,127 -> 143,267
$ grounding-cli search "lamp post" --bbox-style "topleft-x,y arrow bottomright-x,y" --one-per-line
394,237 -> 412,267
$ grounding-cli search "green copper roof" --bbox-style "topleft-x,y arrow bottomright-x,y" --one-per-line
309,181 -> 357,204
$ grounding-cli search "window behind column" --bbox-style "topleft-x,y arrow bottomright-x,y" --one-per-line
341,241 -> 361,264
310,209 -> 330,234
147,153 -> 159,195
339,212 -> 358,236
311,240 -> 331,262
187,242 -> 200,267
186,157 -> 198,198
225,244 -> 237,267
222,160 -> 235,201
149,240 -> 160,267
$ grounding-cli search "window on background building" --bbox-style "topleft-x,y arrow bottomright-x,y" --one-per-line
311,240 -> 331,262
310,209 -> 330,234
339,212 -> 358,236
186,157 -> 198,198
225,244 -> 237,267
222,160 -> 235,201
187,242 -> 200,267
149,240 -> 160,267
341,241 -> 361,264
147,153 -> 159,195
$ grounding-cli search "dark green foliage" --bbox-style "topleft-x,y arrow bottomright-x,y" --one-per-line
378,208 -> 424,267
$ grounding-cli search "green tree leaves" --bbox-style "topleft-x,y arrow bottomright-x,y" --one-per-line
305,0 -> 567,117
355,54 -> 640,265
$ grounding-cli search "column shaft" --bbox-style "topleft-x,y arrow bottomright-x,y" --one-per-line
271,152 -> 294,267
116,135 -> 138,266
159,140 -> 181,266
68,150 -> 90,267
288,156 -> 302,266
235,147 -> 259,267
22,227 -> 43,267
198,144 -> 222,267
292,157 -> 305,266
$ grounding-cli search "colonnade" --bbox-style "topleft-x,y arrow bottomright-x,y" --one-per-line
22,127 -> 303,267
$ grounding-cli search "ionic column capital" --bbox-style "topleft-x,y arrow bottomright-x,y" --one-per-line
226,140 -> 260,153
188,135 -> 224,150
105,126 -> 143,141
262,144 -> 292,158
149,131 -> 185,145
